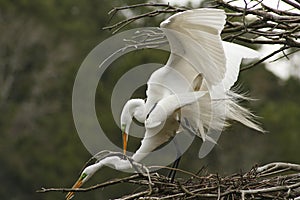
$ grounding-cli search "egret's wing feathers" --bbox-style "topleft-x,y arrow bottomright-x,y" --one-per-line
160,8 -> 227,86
221,41 -> 260,91
145,91 -> 207,129
160,8 -> 226,35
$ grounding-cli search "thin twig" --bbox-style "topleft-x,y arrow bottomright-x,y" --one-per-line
241,46 -> 289,71
281,0 -> 300,10
149,165 -> 203,179
36,174 -> 141,193
103,3 -> 186,34
240,181 -> 300,198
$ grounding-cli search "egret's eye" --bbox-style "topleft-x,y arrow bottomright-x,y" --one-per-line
81,173 -> 87,180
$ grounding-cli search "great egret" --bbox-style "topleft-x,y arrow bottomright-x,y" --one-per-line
66,8 -> 263,199
66,90 -> 207,200
120,8 -> 262,155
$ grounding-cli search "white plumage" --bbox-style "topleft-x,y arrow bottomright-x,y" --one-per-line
122,8 -> 262,161
66,8 -> 263,199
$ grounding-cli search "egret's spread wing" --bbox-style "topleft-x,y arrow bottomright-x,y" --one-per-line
221,41 -> 260,91
145,91 -> 207,129
210,42 -> 260,99
160,8 -> 226,86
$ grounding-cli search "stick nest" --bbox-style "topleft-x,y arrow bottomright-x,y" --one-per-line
118,162 -> 300,200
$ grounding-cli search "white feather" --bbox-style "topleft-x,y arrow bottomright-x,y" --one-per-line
145,91 -> 207,129
221,41 -> 260,90
160,8 -> 227,86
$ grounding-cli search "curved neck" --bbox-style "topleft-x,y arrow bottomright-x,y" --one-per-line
100,156 -> 133,170
121,99 -> 146,132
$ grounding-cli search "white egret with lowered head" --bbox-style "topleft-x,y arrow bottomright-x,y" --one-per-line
66,8 -> 263,199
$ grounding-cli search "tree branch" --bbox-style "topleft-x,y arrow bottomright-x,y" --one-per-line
281,0 -> 300,10
241,46 -> 289,71
36,174 -> 141,193
104,3 -> 187,34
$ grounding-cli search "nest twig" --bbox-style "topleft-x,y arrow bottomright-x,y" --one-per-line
37,162 -> 300,199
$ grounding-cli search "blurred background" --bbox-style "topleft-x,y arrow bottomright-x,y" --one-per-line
0,0 -> 299,199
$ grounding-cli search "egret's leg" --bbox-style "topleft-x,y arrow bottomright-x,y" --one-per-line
168,156 -> 181,182
167,138 -> 182,182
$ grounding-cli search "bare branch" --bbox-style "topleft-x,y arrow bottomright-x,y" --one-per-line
240,182 -> 300,200
36,174 -> 141,193
108,2 -> 186,15
103,3 -> 187,34
256,162 -> 300,173
261,3 -> 300,16
281,0 -> 300,10
241,46 -> 289,71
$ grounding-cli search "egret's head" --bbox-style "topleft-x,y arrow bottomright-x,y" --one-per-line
65,164 -> 100,200
120,102 -> 133,156
120,99 -> 145,155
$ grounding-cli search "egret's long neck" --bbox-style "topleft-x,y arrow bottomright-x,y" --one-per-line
100,156 -> 133,170
121,99 -> 146,127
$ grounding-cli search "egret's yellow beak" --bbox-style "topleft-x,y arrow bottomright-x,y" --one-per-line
65,178 -> 83,200
122,132 -> 128,155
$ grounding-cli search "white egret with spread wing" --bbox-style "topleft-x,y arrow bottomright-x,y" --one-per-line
66,8 -> 263,199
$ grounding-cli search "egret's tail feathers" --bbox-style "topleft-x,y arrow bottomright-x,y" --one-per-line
225,91 -> 264,132
200,90 -> 264,133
